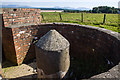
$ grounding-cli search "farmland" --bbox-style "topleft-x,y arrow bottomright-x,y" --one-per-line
41,12 -> 119,33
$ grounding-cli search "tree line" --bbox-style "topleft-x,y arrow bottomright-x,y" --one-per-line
90,6 -> 119,13
64,6 -> 120,14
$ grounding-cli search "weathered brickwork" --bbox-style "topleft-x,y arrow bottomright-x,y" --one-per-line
12,26 -> 38,64
2,8 -> 41,65
2,8 -> 41,27
2,26 -> 39,65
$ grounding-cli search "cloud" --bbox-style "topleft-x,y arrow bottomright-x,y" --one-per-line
1,0 -> 118,9
1,0 -> 119,2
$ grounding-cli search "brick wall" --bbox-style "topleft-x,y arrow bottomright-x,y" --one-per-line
12,26 -> 38,64
2,25 -> 39,65
2,8 -> 41,28
2,8 -> 41,65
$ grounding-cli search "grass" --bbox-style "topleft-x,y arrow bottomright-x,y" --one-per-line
41,12 -> 119,33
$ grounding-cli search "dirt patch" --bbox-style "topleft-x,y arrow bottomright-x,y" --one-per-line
2,60 -> 37,79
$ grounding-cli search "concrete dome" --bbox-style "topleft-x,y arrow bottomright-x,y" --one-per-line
36,29 -> 70,51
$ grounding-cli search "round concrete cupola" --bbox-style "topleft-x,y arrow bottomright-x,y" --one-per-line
36,29 -> 70,51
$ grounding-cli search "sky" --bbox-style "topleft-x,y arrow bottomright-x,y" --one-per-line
0,0 -> 119,9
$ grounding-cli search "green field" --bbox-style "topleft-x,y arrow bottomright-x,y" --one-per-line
41,12 -> 119,33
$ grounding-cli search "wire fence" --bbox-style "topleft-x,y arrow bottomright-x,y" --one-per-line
41,12 -> 118,27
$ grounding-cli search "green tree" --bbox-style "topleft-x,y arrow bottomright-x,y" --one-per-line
92,6 -> 119,13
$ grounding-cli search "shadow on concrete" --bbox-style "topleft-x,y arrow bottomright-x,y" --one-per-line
23,43 -> 36,64
9,74 -> 37,80
2,60 -> 17,68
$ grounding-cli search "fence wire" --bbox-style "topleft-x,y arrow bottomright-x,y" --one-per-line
41,12 -> 118,27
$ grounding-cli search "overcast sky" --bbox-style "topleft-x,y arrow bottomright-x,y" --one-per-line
1,0 -> 119,9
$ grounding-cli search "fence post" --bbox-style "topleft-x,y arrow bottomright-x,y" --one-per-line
59,13 -> 62,21
41,14 -> 45,21
81,13 -> 83,22
103,14 -> 106,24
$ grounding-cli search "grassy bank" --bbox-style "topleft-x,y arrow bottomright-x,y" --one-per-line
41,12 -> 119,33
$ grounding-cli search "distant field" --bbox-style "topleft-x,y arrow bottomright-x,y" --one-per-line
41,12 -> 119,32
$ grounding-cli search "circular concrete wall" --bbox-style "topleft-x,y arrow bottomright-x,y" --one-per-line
34,23 -> 120,78
24,23 -> 120,78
